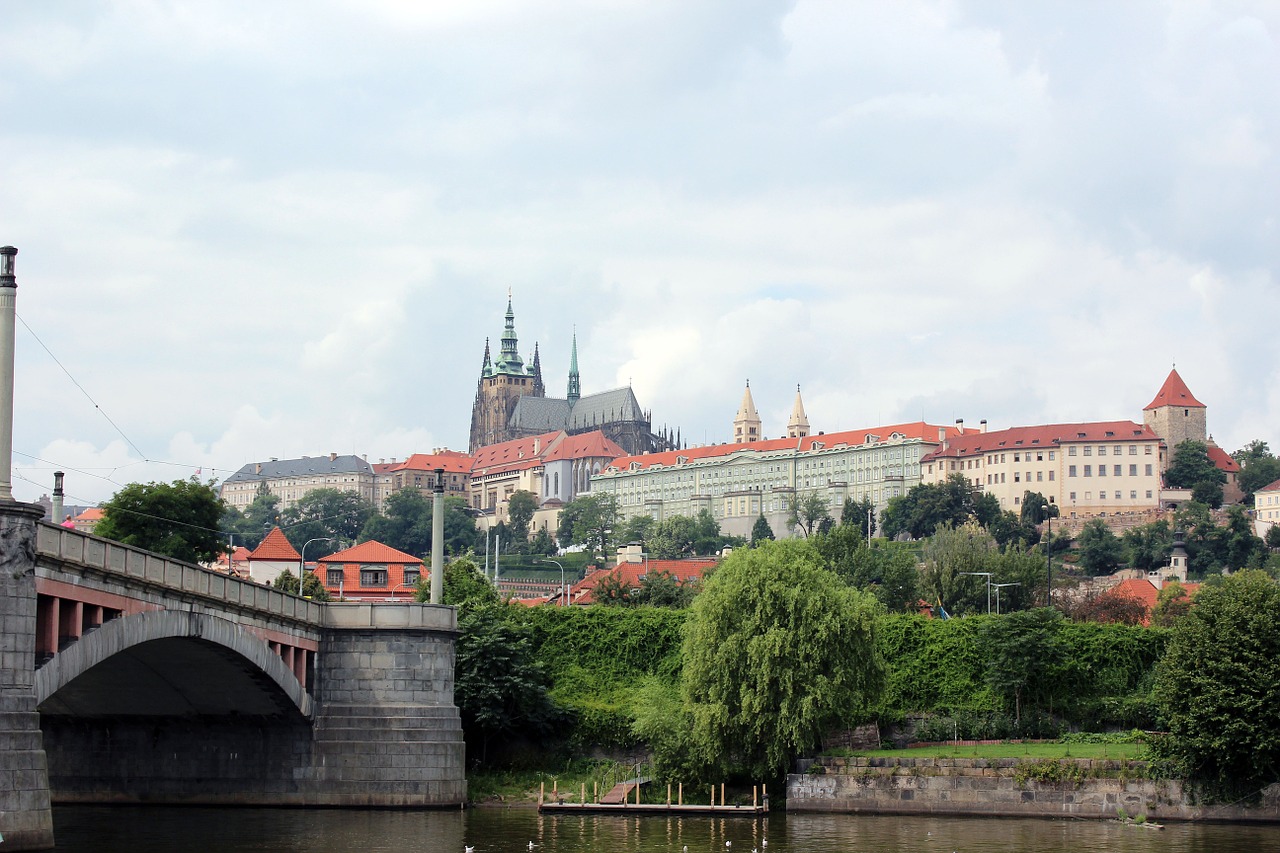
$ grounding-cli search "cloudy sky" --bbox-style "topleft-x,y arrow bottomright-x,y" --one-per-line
2,1 -> 1277,506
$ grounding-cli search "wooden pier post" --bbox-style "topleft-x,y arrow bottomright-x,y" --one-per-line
553,780 -> 558,800
667,784 -> 672,806
678,782 -> 683,806
594,781 -> 598,803
763,783 -> 768,812
753,785 -> 757,808
539,782 -> 545,806
581,782 -> 586,805
720,783 -> 725,807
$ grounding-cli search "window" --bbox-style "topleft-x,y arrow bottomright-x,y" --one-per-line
1049,470 -> 1056,481
1049,451 -> 1056,461
1099,465 -> 1107,477
1014,472 -> 1021,482
1085,492 -> 1092,500
1084,465 -> 1092,477
1098,446 -> 1107,456
1129,445 -> 1138,456
1145,445 -> 1153,455
1069,465 -> 1078,477
1115,491 -> 1122,500
404,567 -> 421,586
1070,491 -> 1077,501
1014,496 -> 1021,505
1146,490 -> 1153,499
327,569 -> 344,586
1068,447 -> 1077,457
1129,465 -> 1138,476
1145,464 -> 1153,476
1037,471 -> 1043,482
1083,447 -> 1092,456
1130,491 -> 1137,500
360,566 -> 388,587
1014,453 -> 1020,462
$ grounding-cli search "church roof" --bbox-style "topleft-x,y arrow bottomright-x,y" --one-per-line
472,431 -> 565,475
249,526 -> 301,561
509,396 -> 573,433
788,385 -> 810,433
543,431 -> 625,462
567,387 -> 644,431
1144,368 -> 1205,410
735,382 -> 760,423
320,540 -> 421,565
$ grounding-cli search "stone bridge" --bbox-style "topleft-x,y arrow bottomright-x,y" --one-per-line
0,502 -> 465,851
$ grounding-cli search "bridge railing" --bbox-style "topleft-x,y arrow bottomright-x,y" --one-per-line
35,523 -> 324,625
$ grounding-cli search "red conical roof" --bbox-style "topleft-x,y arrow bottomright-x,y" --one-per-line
1144,368 -> 1205,410
248,526 -> 301,561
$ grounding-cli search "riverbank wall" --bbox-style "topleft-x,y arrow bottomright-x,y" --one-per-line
787,756 -> 1280,823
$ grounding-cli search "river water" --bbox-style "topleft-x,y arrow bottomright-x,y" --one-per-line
50,806 -> 1280,853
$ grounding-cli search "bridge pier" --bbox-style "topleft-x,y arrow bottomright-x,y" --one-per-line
0,501 -> 54,851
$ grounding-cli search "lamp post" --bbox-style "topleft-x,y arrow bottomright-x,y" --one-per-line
539,558 -> 566,606
1042,504 -> 1054,608
993,582 -> 1020,615
300,537 -> 333,591
960,571 -> 993,614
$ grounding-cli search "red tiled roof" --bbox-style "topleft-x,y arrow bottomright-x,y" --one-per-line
471,431 -> 564,475
920,421 -> 1159,462
543,431 -> 625,463
570,558 -> 718,605
248,527 -> 301,561
73,507 -> 104,522
1104,578 -> 1200,626
606,422 -> 960,473
1258,478 -> 1280,494
1206,445 -> 1240,474
1144,368 -> 1205,410
319,539 -> 421,565
230,546 -> 251,561
392,451 -> 473,475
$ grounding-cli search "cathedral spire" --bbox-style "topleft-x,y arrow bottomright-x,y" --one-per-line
787,384 -> 810,439
734,380 -> 761,443
531,342 -> 545,395
567,328 -> 581,404
480,337 -> 493,378
494,294 -> 525,375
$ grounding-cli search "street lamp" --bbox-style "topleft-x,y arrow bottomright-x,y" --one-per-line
539,558 -> 566,606
1042,504 -> 1054,608
960,571 -> 993,614
993,582 -> 1020,615
300,537 -> 333,593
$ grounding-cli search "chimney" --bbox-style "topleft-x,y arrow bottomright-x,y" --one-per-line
533,437 -> 541,455
255,463 -> 262,475
980,419 -> 988,434
329,452 -> 338,462
938,427 -> 946,442
956,418 -> 964,435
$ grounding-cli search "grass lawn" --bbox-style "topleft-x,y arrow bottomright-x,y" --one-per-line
846,741 -> 1147,761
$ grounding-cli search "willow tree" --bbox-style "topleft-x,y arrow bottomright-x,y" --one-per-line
682,539 -> 884,780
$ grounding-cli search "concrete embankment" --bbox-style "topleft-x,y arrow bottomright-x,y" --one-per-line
787,756 -> 1280,823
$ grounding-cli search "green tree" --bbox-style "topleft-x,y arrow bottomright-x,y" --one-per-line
361,492 -> 478,558
919,522 -> 998,616
1076,519 -> 1124,576
1152,570 -> 1280,800
682,539 -> 884,780
650,515 -> 697,559
984,608 -> 1064,724
506,490 -> 538,548
272,568 -> 332,601
1234,440 -> 1280,502
95,477 -> 227,564
1019,493 -> 1059,525
529,525 -> 557,557
881,475 -> 977,540
787,493 -> 831,537
281,488 -> 373,557
750,513 -> 775,546
1165,440 -> 1227,509
618,514 -> 655,548
557,493 -> 619,562
986,509 -> 1040,552
1266,526 -> 1280,552
220,490 -> 281,550
845,542 -> 921,613
1122,520 -> 1174,572
841,497 -> 876,537
1150,580 -> 1193,627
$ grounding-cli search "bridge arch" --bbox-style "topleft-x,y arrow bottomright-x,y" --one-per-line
34,609 -> 313,719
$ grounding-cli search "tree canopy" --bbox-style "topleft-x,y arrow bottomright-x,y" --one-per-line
556,493 -> 619,561
880,475 -> 980,540
1076,519 -> 1125,576
1234,440 -> 1280,502
505,490 -> 538,547
1165,440 -> 1227,509
750,513 -> 775,546
787,493 -> 831,537
95,477 -> 226,564
1153,570 -> 1280,800
280,488 -> 373,557
682,539 -> 884,780
360,492 -> 478,558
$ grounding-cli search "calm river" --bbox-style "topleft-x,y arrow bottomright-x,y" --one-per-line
50,806 -> 1280,853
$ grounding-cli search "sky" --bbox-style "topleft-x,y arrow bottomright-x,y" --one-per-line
2,0 -> 1277,507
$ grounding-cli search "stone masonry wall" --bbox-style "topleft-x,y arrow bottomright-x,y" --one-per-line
788,756 -> 1280,823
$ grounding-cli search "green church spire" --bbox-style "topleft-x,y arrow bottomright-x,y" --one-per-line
494,293 -> 525,376
567,329 -> 581,403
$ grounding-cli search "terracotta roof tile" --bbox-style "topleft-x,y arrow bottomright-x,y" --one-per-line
542,431 -> 626,462
1258,478 -> 1280,494
319,540 -> 421,565
248,526 -> 301,561
921,421 -> 1159,463
392,451 -> 473,475
1206,445 -> 1240,473
569,558 -> 718,604
1144,368 -> 1205,410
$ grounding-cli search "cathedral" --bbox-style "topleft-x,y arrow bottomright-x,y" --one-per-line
468,299 -> 676,457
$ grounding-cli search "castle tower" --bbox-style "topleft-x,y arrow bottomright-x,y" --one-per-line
469,297 -> 545,453
1143,367 -> 1207,453
787,384 -> 810,439
733,381 -> 762,444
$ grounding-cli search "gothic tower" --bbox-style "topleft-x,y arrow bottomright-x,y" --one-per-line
733,381 -> 762,444
469,297 -> 544,452
567,330 -> 581,404
787,384 -> 810,439
1143,367 -> 1207,454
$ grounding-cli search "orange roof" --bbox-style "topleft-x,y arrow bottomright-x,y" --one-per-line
1144,368 -> 1205,410
73,507 -> 105,522
921,421 -> 1159,463
570,558 -> 718,605
230,546 -> 251,561
471,431 -> 564,475
392,451 -> 473,475
1105,578 -> 1200,626
319,539 -> 421,565
607,422 -> 960,473
1259,478 -> 1280,494
249,527 -> 301,561
543,431 -> 625,462
1206,444 -> 1240,473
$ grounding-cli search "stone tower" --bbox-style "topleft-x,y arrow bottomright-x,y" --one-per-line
468,298 -> 544,453
733,381 -> 762,444
787,384 -> 810,439
1143,368 -> 1207,453
567,330 -> 581,404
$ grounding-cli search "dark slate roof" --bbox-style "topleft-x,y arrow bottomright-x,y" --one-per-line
566,387 -> 644,431
223,454 -> 373,483
509,396 -> 573,433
